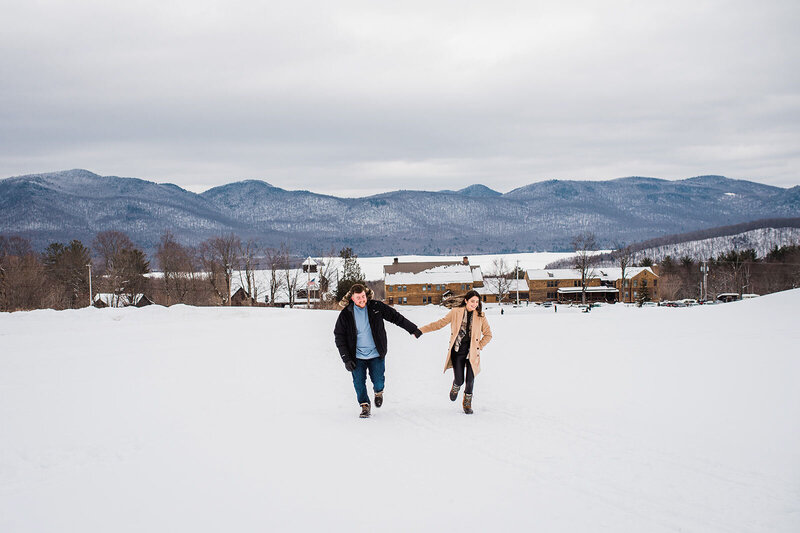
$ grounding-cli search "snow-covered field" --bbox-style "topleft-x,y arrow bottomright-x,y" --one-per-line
2,291 -> 799,532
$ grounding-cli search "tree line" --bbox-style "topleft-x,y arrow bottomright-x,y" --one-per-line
548,232 -> 800,303
650,246 -> 800,301
0,231 -> 370,312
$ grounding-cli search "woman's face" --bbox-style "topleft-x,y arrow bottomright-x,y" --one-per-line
465,295 -> 480,312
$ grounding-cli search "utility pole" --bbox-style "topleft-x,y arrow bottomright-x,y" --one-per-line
515,259 -> 520,305
87,263 -> 92,307
700,260 -> 709,301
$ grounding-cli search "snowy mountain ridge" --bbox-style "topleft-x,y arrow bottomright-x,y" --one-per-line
1,169 -> 799,254
623,226 -> 800,264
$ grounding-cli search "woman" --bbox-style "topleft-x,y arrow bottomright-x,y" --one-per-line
419,290 -> 492,414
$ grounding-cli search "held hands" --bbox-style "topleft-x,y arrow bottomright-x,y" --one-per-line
344,358 -> 357,372
412,329 -> 423,339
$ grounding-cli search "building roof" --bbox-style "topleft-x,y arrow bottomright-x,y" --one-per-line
384,260 -> 463,275
527,266 -> 657,282
385,264 -> 481,285
470,266 -> 483,284
302,256 -> 318,266
526,268 -> 583,280
557,286 -> 619,294
595,267 -> 656,280
94,293 -> 151,307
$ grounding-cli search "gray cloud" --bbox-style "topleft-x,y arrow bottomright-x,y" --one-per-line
1,0 -> 798,195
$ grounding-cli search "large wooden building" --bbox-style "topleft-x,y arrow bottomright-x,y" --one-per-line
525,267 -> 660,303
383,257 -> 483,305
475,278 -> 529,303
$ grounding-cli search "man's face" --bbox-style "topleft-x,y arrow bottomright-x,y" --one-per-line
351,291 -> 367,308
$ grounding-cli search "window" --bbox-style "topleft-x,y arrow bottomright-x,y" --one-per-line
388,297 -> 393,304
642,280 -> 647,287
653,279 -> 658,287
402,297 -> 408,304
633,291 -> 638,298
422,285 -> 426,291
633,280 -> 638,288
402,285 -> 407,292
387,286 -> 393,292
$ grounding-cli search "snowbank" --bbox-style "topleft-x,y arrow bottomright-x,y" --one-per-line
1,290 -> 799,531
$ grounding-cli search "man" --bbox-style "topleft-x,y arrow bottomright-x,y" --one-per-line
334,283 -> 422,418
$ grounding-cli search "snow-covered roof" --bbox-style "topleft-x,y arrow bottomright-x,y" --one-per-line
526,269 -> 583,280
594,267 -> 656,280
557,286 -> 619,294
385,264 -> 478,285
527,267 -> 656,282
94,293 -> 150,307
471,265 -> 483,284
302,256 -> 318,266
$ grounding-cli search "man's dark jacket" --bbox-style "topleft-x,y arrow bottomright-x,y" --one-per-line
334,300 -> 418,363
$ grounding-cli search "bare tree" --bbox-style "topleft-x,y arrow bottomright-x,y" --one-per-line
93,231 -> 135,275
614,243 -> 634,303
199,234 -> 241,305
155,231 -> 197,305
93,231 -> 136,299
0,236 -> 48,311
572,232 -> 597,304
281,244 -> 299,308
484,258 -> 512,303
657,272 -> 683,301
237,239 -> 261,302
315,246 -> 339,305
264,246 -> 287,306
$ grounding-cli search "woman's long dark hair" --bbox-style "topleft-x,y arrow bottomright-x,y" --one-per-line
459,289 -> 484,316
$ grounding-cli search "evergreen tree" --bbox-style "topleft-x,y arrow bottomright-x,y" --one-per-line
336,247 -> 365,301
636,285 -> 651,306
43,240 -> 91,308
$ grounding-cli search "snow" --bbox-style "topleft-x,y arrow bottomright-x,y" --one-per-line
2,290 -> 799,531
526,267 -> 583,280
384,264 -> 478,285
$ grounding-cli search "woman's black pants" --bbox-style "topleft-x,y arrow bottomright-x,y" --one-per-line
450,347 -> 474,394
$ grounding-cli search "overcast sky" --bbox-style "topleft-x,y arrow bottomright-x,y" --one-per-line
1,1 -> 798,196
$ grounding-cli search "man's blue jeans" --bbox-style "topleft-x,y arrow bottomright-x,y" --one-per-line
352,357 -> 385,405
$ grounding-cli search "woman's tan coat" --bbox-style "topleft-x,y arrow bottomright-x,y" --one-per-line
420,307 -> 492,376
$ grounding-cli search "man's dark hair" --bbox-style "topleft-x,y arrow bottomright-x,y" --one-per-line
350,283 -> 366,294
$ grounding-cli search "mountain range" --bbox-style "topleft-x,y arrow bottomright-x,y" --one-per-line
1,169 -> 799,255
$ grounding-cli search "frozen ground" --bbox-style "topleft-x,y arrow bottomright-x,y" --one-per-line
1,291 -> 799,532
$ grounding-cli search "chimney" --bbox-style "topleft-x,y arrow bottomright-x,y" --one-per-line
393,257 -> 399,264
462,256 -> 469,265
